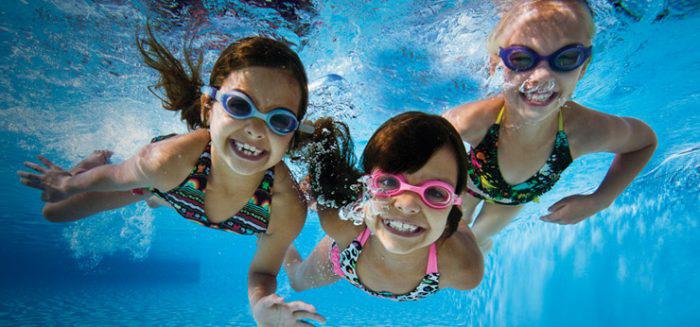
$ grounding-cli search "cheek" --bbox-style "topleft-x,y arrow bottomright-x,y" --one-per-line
502,71 -> 527,91
426,209 -> 450,234
269,134 -> 293,154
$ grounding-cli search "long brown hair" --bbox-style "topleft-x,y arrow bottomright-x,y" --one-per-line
309,112 -> 469,238
136,24 -> 308,130
136,24 -> 353,195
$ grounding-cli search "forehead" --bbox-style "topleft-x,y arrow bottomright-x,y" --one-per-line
220,66 -> 302,113
503,3 -> 592,52
405,146 -> 458,186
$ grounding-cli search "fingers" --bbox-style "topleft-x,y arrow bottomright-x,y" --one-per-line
23,161 -> 47,173
19,177 -> 45,190
37,155 -> 61,170
292,311 -> 326,325
263,294 -> 284,308
18,170 -> 41,182
286,301 -> 316,313
547,200 -> 567,212
540,210 -> 564,224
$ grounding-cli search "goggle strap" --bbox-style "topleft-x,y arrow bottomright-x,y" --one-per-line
200,85 -> 217,99
298,122 -> 315,134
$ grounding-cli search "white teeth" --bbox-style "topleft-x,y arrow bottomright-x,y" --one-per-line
385,219 -> 419,233
526,92 -> 553,102
234,141 -> 263,156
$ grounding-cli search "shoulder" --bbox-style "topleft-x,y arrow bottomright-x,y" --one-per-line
317,206 -> 363,247
563,102 -> 656,157
138,129 -> 210,190
442,96 -> 503,145
438,228 -> 484,290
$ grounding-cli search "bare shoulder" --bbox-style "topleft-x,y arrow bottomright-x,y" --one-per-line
140,129 -> 210,190
268,161 -> 307,236
317,206 -> 363,247
443,96 -> 504,146
563,102 -> 655,158
438,228 -> 484,290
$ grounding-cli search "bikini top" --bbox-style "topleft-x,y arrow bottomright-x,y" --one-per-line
466,107 -> 572,205
330,228 -> 440,301
149,134 -> 274,235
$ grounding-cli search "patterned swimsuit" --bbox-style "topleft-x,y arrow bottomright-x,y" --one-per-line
466,107 -> 573,205
329,228 -> 440,301
148,134 -> 273,235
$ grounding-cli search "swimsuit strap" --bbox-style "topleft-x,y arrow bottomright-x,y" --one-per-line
495,105 -> 506,124
558,109 -> 565,131
426,243 -> 439,274
357,227 -> 372,246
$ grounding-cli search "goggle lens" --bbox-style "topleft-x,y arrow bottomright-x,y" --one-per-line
225,96 -> 253,117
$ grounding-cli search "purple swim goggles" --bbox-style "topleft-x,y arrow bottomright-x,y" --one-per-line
499,44 -> 592,73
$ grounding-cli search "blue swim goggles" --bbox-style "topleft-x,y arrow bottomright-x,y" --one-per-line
201,85 -> 308,136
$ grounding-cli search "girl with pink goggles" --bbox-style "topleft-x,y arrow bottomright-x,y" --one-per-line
368,170 -> 463,209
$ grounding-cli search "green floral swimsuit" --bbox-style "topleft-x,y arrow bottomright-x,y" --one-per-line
466,107 -> 573,205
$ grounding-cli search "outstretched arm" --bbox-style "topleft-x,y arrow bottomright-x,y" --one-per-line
19,141 -> 175,202
249,166 -> 325,327
542,111 -> 657,224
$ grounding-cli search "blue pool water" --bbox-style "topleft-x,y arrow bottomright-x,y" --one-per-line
1,0 -> 698,326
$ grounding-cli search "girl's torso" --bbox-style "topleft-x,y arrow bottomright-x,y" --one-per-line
330,228 -> 441,301
465,100 -> 574,205
146,131 -> 275,235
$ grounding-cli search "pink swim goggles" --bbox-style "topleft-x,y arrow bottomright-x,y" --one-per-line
368,170 -> 462,209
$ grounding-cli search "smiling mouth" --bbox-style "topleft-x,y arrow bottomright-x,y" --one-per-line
381,218 -> 425,237
230,139 -> 268,161
520,91 -> 558,106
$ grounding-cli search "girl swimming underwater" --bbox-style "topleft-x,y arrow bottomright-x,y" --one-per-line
443,0 -> 657,252
284,112 -> 484,301
18,26 -> 352,326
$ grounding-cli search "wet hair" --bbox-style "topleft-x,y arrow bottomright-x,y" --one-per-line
309,112 -> 468,239
136,23 -> 308,130
136,24 -> 353,182
487,0 -> 596,56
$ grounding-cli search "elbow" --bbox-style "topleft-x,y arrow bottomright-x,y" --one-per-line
42,204 -> 71,222
468,263 -> 485,290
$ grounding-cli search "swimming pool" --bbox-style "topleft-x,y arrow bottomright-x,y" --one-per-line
1,0 -> 698,325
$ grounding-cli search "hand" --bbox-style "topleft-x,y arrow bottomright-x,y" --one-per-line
18,155 -> 73,202
252,294 -> 325,327
540,194 -> 607,225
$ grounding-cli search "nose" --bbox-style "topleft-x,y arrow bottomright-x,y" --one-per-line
244,119 -> 266,140
527,59 -> 555,81
393,192 -> 421,215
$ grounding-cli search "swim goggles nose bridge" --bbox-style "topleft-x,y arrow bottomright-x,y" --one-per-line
200,85 -> 300,135
369,170 -> 462,209
499,44 -> 592,73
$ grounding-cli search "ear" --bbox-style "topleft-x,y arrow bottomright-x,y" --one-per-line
200,94 -> 212,127
488,54 -> 500,76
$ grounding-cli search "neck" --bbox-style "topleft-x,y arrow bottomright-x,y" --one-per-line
209,145 -> 265,193
500,103 -> 560,144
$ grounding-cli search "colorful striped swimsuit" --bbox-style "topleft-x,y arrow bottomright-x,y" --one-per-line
329,228 -> 440,301
149,134 -> 274,235
466,107 -> 572,205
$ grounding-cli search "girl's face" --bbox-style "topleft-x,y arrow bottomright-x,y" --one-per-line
365,145 -> 458,254
207,67 -> 302,175
499,5 -> 592,121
